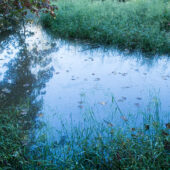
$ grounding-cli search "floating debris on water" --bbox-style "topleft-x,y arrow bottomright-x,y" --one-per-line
104,120 -> 114,127
121,86 -> 130,89
112,71 -> 117,75
95,78 -> 100,81
118,96 -> 127,102
122,96 -> 127,100
121,73 -> 128,76
99,101 -> 107,106
118,99 -> 124,102
78,101 -> 83,104
121,116 -> 128,122
134,103 -> 140,107
89,57 -> 94,61
78,105 -> 83,109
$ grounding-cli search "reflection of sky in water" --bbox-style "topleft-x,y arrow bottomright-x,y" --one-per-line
42,45 -> 170,129
0,25 -> 170,136
0,38 -> 19,81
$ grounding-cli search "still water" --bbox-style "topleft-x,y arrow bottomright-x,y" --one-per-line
0,24 -> 170,138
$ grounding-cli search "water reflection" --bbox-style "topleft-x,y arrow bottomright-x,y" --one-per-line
0,27 -> 54,121
0,24 -> 170,142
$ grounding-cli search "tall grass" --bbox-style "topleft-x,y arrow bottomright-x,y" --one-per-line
27,100 -> 170,169
0,98 -> 169,169
0,107 -> 26,169
0,104 -> 34,169
41,0 -> 170,54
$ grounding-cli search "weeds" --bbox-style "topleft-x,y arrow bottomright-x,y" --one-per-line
40,0 -> 170,54
27,99 -> 170,169
0,98 -> 169,169
0,105 -> 33,169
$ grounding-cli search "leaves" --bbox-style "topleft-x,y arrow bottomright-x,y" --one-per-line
99,101 -> 107,106
94,78 -> 100,81
103,120 -> 114,127
0,0 -> 58,28
121,116 -> 128,122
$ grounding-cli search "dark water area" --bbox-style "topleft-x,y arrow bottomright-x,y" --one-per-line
0,24 -> 170,142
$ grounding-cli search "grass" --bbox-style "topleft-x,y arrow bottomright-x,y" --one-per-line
0,97 -> 169,169
0,107 -> 26,169
26,98 -> 170,169
27,120 -> 170,169
40,0 -> 170,54
0,104 -> 34,169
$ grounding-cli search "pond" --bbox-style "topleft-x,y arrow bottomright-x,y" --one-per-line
0,24 -> 170,142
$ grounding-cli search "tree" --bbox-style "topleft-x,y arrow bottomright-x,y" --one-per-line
0,0 -> 57,30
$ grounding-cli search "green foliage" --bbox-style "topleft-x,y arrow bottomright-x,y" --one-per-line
0,0 -> 57,31
28,113 -> 170,169
0,101 -> 169,169
41,0 -> 170,54
0,107 -> 26,169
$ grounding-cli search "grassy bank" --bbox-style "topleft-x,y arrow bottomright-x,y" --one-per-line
28,120 -> 170,169
27,101 -> 170,170
41,0 -> 170,54
0,105 -> 34,169
0,104 -> 169,169
0,107 -> 26,169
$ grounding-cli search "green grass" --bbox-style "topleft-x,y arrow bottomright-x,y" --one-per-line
27,118 -> 170,169
26,99 -> 170,169
41,0 -> 170,54
0,104 -> 169,168
0,105 -> 32,169
0,100 -> 169,169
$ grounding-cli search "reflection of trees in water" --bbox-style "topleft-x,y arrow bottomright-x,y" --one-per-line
0,30 -> 55,120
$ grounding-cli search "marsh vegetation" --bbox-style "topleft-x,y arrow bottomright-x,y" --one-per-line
0,0 -> 170,169
41,0 -> 170,54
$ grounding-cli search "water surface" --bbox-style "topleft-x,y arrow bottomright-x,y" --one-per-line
0,24 -> 170,139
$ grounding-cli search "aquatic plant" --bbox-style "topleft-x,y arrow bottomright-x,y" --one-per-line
0,96 -> 169,169
26,98 -> 170,169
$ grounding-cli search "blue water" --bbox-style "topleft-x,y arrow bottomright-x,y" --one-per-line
0,24 -> 170,141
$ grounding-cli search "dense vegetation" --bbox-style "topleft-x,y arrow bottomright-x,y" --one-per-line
0,102 -> 169,169
41,0 -> 170,54
0,0 -> 170,169
27,110 -> 170,169
0,107 -> 28,169
0,0 -> 57,32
